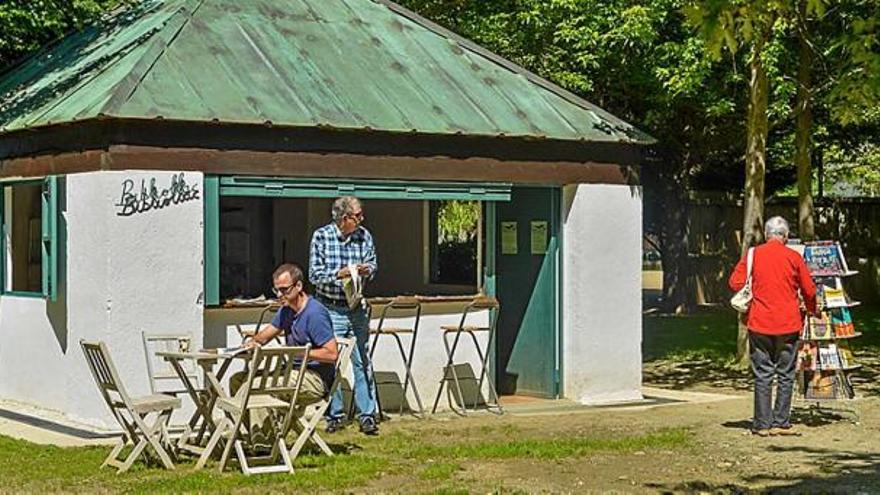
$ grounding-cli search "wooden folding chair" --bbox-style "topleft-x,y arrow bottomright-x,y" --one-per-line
202,345 -> 311,475
141,332 -> 199,395
288,336 -> 355,461
431,296 -> 504,416
80,340 -> 181,473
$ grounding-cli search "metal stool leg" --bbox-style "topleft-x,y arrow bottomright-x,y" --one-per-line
393,332 -> 424,416
365,331 -> 388,421
471,326 -> 502,414
432,327 -> 466,415
431,332 -> 451,414
445,329 -> 469,416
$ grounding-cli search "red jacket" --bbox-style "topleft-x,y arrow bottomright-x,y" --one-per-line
728,238 -> 817,335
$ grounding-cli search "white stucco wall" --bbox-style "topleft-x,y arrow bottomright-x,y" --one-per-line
204,302 -> 490,413
0,171 -> 204,427
562,183 -> 643,404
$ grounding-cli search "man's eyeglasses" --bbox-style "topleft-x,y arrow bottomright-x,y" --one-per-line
347,210 -> 364,222
273,283 -> 298,297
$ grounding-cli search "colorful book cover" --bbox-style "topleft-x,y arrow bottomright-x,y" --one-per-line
809,312 -> 833,339
819,345 -> 842,369
831,307 -> 855,337
839,346 -> 856,368
805,371 -> 838,399
823,287 -> 849,308
797,342 -> 818,371
803,241 -> 845,275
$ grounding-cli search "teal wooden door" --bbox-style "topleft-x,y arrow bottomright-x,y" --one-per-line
495,187 -> 560,398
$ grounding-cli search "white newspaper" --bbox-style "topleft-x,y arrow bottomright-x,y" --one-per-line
342,263 -> 364,309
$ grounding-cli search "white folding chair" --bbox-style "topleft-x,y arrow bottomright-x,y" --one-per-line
288,336 -> 355,461
80,340 -> 181,473
141,332 -> 199,394
202,345 -> 311,475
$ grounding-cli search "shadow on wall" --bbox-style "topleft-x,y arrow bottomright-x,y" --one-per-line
47,178 -> 68,354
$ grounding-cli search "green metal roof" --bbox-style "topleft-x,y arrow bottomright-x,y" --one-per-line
0,0 -> 652,144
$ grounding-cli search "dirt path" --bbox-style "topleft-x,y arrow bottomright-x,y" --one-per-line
359,385 -> 880,493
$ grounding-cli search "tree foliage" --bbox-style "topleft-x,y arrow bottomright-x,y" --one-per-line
0,0 -> 127,70
437,200 -> 480,243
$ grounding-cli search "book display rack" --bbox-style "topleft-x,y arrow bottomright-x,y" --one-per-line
790,241 -> 862,420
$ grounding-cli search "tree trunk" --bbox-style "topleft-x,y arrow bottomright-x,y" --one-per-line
736,37 -> 770,368
660,179 -> 691,314
795,1 -> 815,240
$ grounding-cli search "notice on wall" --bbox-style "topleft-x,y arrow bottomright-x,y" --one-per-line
530,220 -> 548,254
501,221 -> 518,255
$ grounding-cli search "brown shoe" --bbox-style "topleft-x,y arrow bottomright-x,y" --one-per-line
770,427 -> 801,436
751,429 -> 771,437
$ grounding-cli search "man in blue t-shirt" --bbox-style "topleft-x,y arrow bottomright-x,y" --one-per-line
235,263 -> 338,402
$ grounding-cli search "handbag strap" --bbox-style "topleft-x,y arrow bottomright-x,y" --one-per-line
745,247 -> 755,281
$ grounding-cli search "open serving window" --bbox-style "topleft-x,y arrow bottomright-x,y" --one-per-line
203,177 -> 510,306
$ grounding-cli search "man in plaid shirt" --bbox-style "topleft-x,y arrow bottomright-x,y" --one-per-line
309,196 -> 379,435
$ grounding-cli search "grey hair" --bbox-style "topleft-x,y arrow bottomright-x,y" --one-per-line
764,216 -> 790,240
331,196 -> 361,222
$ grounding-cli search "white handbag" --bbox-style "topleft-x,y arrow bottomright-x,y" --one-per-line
730,247 -> 755,313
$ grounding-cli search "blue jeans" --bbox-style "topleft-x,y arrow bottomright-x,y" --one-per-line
325,303 -> 376,420
749,331 -> 798,430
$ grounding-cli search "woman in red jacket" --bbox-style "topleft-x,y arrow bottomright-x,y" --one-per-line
729,216 -> 817,436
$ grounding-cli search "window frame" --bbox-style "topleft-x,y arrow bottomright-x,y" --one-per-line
0,176 -> 60,301
426,199 -> 483,290
203,176 -> 508,306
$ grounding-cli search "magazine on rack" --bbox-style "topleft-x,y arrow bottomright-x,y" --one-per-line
804,241 -> 852,276
831,307 -> 855,337
821,285 -> 849,308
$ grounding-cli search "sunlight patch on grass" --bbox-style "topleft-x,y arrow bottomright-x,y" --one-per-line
420,462 -> 461,481
388,428 -> 690,461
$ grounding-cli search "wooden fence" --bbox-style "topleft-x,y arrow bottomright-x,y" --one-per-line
680,194 -> 880,305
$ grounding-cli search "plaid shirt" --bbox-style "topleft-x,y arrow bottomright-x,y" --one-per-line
309,222 -> 378,304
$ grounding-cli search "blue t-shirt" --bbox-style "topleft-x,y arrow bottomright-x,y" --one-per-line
270,297 -> 335,391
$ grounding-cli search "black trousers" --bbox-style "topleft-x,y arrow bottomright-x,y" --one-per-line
749,331 -> 799,430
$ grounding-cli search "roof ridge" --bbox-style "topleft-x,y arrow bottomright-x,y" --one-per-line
372,0 -> 653,143
100,0 -> 205,116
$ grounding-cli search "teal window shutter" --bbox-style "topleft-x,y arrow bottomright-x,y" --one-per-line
0,186 -> 4,294
41,176 -> 59,301
220,177 -> 512,201
204,175 -> 220,306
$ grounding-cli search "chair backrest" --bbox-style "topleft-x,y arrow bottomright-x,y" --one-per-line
80,340 -> 134,421
141,332 -> 198,393
327,337 -> 355,398
375,296 -> 421,332
239,346 -> 312,403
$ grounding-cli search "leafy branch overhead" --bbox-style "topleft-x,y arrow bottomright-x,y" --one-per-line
0,1 -> 132,69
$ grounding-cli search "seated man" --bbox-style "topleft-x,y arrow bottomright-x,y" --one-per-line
231,262 -> 338,407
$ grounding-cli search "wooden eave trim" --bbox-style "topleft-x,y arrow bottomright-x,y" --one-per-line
0,117 -> 645,164
0,145 -> 635,185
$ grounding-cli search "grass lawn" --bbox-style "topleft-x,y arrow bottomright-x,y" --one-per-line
643,304 -> 880,392
0,424 -> 690,493
643,305 -> 880,362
